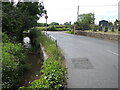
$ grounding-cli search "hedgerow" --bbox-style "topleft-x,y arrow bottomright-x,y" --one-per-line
2,33 -> 30,89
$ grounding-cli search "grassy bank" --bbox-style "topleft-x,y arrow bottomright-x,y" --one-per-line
36,26 -> 70,31
65,31 -> 76,34
2,33 -> 31,89
19,29 -> 66,89
85,29 -> 118,34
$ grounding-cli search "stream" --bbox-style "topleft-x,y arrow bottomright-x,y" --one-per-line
20,37 -> 42,87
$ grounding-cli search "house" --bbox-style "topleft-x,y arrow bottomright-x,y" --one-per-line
99,20 -> 108,27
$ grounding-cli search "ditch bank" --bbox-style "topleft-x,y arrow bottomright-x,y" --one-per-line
20,44 -> 44,87
19,29 -> 67,89
76,30 -> 120,41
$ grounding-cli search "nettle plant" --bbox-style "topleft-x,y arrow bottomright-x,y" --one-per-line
30,58 -> 66,89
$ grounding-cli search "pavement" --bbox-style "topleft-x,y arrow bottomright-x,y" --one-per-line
47,31 -> 118,88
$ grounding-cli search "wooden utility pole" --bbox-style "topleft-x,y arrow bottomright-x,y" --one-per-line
118,1 -> 120,20
77,5 -> 79,21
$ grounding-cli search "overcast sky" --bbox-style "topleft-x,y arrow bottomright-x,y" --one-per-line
38,0 -> 119,24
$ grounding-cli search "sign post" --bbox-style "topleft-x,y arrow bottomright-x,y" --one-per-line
45,15 -> 48,34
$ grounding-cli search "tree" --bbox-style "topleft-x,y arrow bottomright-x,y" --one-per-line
2,1 -> 45,42
108,22 -> 113,26
75,13 -> 95,30
64,22 -> 71,25
114,19 -> 120,27
37,23 -> 45,27
49,22 -> 59,26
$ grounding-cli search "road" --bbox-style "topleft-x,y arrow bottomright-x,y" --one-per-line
47,31 -> 118,88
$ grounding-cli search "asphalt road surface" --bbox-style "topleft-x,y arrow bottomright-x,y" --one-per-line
47,31 -> 118,88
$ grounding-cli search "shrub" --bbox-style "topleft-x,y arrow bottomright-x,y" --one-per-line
29,28 -> 40,51
35,27 -> 46,31
2,41 -> 29,89
18,30 -> 66,89
30,58 -> 66,89
36,25 -> 71,31
2,33 -> 10,43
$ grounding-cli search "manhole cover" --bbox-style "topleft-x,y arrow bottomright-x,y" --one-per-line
71,58 -> 94,69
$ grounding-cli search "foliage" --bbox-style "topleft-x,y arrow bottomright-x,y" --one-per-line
37,23 -> 46,27
108,22 -> 113,26
32,31 -> 66,89
64,22 -> 71,25
2,1 -> 46,89
2,42 -> 27,89
29,58 -> 66,89
85,28 -> 118,34
36,25 -> 70,31
75,13 -> 95,30
114,19 -> 120,27
2,2 -> 45,42
19,30 -> 66,89
35,27 -> 47,31
29,28 -> 42,51
49,22 -> 59,26
65,31 -> 76,34
2,33 -> 10,43
38,32 -> 62,60
2,2 -> 23,42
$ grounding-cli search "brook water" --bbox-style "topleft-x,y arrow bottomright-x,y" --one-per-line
20,37 -> 42,86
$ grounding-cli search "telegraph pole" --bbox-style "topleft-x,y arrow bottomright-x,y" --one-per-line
118,1 -> 120,20
92,13 -> 95,31
77,5 -> 79,21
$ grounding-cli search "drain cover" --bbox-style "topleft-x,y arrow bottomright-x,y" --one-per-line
71,58 -> 94,69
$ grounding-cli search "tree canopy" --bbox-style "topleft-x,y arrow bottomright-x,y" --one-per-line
75,13 -> 95,30
49,22 -> 59,26
2,1 -> 46,42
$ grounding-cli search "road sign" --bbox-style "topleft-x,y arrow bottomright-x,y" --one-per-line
45,15 -> 48,19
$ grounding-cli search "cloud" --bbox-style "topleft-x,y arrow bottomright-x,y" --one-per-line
38,0 -> 119,24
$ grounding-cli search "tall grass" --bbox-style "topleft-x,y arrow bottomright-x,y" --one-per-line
19,28 -> 66,89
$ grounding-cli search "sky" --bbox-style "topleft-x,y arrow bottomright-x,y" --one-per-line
38,0 -> 120,24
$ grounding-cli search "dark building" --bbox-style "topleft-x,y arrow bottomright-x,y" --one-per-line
99,20 -> 108,27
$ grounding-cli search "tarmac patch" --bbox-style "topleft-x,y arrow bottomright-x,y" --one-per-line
71,58 -> 94,69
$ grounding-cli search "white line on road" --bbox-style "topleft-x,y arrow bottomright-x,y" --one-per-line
107,50 -> 119,56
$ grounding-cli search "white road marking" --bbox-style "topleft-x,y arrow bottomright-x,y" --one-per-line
107,50 -> 119,56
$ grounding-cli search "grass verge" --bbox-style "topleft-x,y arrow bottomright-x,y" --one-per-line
19,29 -> 66,89
65,31 -> 76,34
85,29 -> 118,34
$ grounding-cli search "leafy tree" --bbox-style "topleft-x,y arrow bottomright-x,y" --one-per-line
2,2 -> 23,42
2,1 -> 45,42
108,22 -> 113,26
114,19 -> 120,27
37,23 -> 45,27
2,1 -> 46,89
64,22 -> 71,25
49,22 -> 59,26
75,13 -> 95,30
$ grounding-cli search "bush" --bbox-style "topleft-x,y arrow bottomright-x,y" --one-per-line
47,26 -> 70,31
65,31 -> 76,34
18,30 -> 66,89
29,28 -> 40,51
19,58 -> 66,89
36,25 -> 71,31
30,58 -> 66,89
2,34 -> 30,89
35,27 -> 46,31
2,33 -> 10,43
